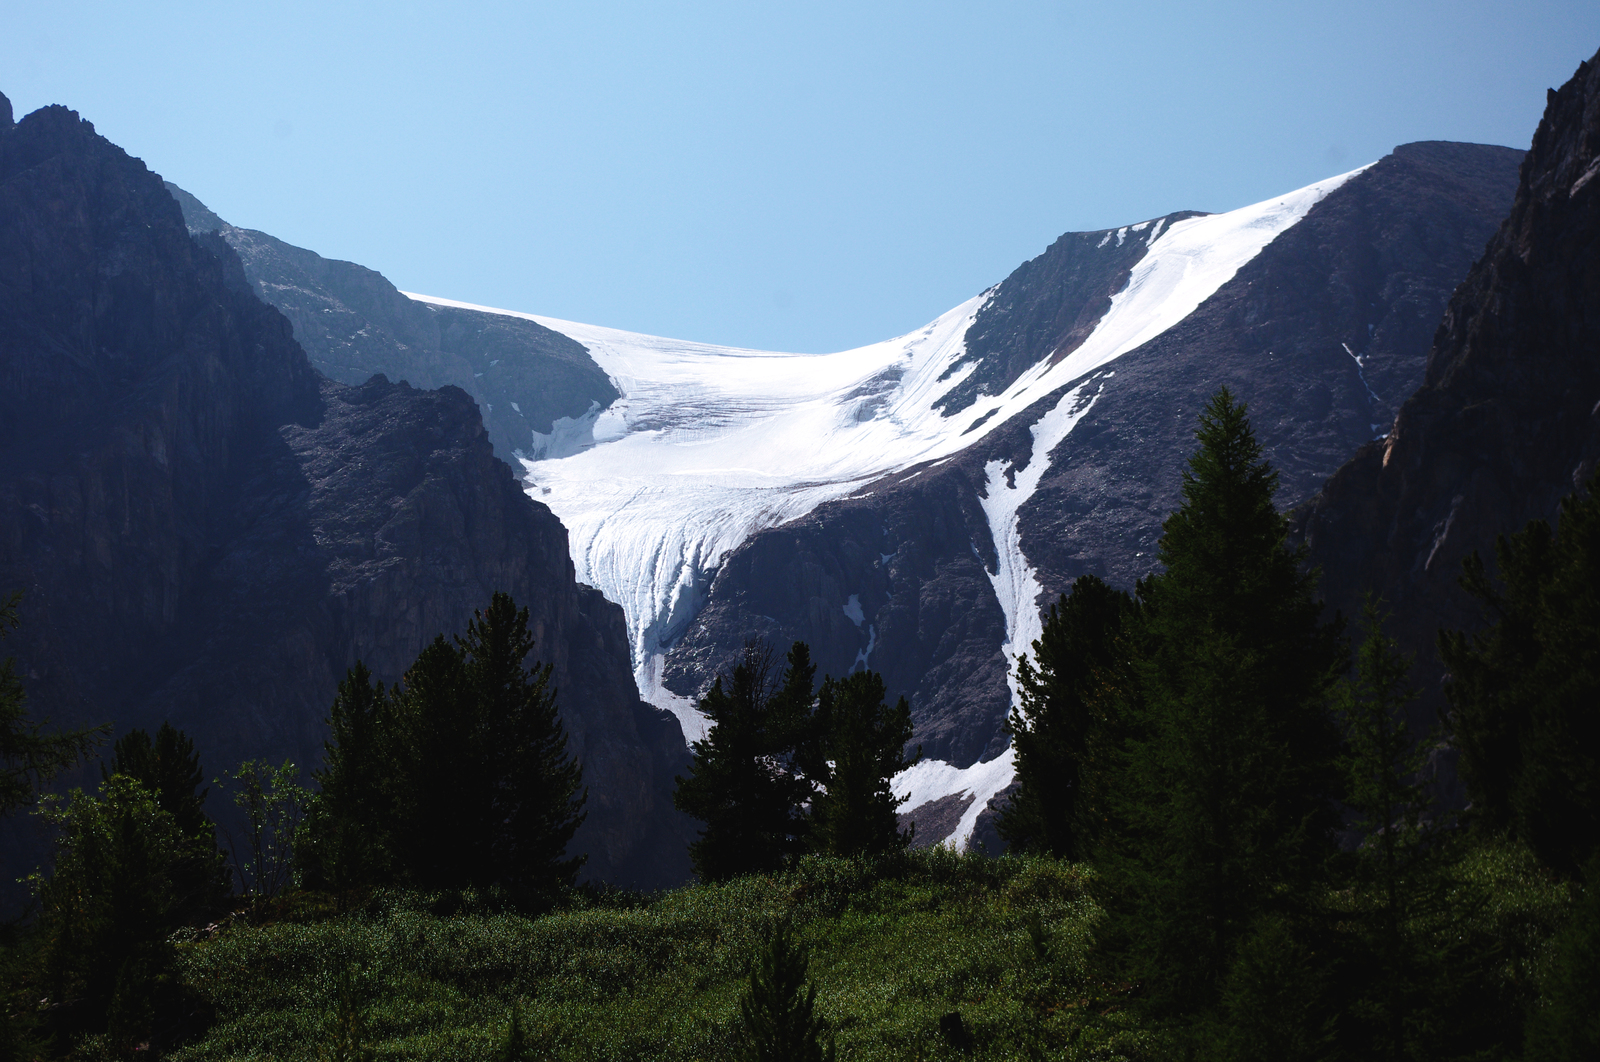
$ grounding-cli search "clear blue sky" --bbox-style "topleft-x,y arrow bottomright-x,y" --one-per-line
4,1 -> 1596,352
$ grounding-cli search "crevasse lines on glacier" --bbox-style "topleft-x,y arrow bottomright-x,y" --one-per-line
399,160 -> 1372,757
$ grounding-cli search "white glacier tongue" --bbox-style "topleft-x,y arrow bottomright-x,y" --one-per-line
400,162 -> 1370,761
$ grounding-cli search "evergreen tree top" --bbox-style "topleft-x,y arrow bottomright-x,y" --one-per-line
1157,388 -> 1286,584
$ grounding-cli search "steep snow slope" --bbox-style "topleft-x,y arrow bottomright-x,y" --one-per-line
407,164 -> 1365,749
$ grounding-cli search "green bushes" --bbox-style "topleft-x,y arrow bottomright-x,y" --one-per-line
164,851 -> 1108,1061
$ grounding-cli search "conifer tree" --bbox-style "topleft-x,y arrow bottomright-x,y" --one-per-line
1104,389 -> 1344,1022
318,593 -> 586,897
738,920 -> 835,1062
459,592 -> 586,895
675,641 -> 815,881
1440,479 -> 1600,876
0,591 -> 104,816
999,575 -> 1135,859
303,662 -> 393,890
1335,598 -> 1443,1062
33,776 -> 194,1052
389,634 -> 478,889
104,723 -> 209,836
103,722 -> 230,921
806,670 -> 917,858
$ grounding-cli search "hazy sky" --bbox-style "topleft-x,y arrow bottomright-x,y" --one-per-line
4,2 -> 1596,352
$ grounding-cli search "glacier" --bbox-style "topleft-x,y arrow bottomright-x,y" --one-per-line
402,162 -> 1369,849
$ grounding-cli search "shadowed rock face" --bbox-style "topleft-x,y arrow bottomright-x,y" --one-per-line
1296,50 -> 1600,763
163,183 -> 618,465
662,141 -> 1524,845
0,94 -> 692,890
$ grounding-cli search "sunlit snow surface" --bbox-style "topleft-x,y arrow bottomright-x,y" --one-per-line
403,162 -> 1368,847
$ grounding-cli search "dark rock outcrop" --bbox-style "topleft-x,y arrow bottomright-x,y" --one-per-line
0,93 -> 690,889
936,210 -> 1205,416
1296,51 -> 1600,746
664,141 -> 1524,825
163,183 -> 618,464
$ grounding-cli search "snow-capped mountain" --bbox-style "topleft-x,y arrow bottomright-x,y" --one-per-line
406,167 -> 1362,732
172,140 -> 1523,852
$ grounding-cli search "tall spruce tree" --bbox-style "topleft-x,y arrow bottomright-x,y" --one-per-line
1440,479 -> 1600,876
102,722 -> 230,922
306,593 -> 585,897
104,723 -> 210,838
806,670 -> 918,858
1335,598 -> 1444,1062
459,592 -> 586,894
388,635 -> 477,889
674,641 -> 816,881
999,575 -> 1135,859
0,591 -> 103,815
1104,389 -> 1344,1024
303,662 -> 393,890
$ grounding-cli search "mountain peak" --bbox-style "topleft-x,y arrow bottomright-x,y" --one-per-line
163,180 -> 231,234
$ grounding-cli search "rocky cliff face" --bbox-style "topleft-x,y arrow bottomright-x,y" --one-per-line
1296,51 -> 1600,751
661,141 -> 1523,843
0,94 -> 690,888
163,183 -> 618,465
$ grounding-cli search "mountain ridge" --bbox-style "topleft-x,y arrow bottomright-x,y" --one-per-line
0,92 -> 691,891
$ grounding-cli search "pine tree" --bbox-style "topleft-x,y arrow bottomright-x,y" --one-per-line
675,641 -> 815,881
459,592 -> 586,895
303,662 -> 393,891
0,591 -> 104,816
738,920 -> 835,1062
1335,597 -> 1442,1062
322,593 -> 587,897
33,776 -> 193,1052
1440,479 -> 1600,876
104,723 -> 208,836
103,722 -> 230,919
1104,389 -> 1344,1022
999,575 -> 1135,859
388,634 -> 478,889
806,670 -> 918,858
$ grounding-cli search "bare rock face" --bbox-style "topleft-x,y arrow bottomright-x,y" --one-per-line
163,182 -> 619,465
663,140 -> 1524,840
0,93 -> 691,889
1296,50 -> 1600,757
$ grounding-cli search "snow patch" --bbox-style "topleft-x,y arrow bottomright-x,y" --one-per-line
637,651 -> 709,745
979,377 -> 1105,706
893,747 -> 1017,852
842,594 -> 865,628
524,401 -> 604,461
853,624 -> 877,671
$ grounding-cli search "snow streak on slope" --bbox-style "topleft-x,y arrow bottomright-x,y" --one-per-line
979,376 -> 1106,704
403,163 -> 1368,752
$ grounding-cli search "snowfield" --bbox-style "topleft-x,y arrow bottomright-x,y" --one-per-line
403,162 -> 1369,849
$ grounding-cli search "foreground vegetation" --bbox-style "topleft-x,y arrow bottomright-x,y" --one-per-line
136,841 -> 1573,1061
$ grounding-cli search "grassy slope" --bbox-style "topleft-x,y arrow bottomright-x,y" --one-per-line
170,851 -> 1145,1061
167,844 -> 1569,1062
